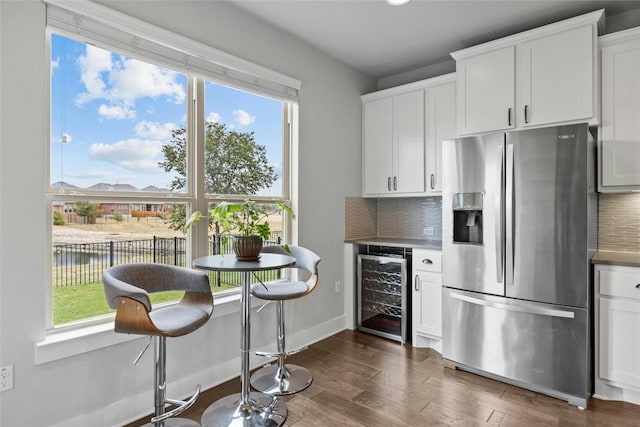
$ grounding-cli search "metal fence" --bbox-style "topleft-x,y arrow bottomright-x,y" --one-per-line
52,232 -> 283,288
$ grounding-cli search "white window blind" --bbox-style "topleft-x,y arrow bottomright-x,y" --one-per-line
45,0 -> 300,102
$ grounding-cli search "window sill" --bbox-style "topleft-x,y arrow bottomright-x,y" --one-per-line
35,292 -> 247,365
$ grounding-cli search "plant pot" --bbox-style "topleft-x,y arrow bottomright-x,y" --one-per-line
233,235 -> 263,261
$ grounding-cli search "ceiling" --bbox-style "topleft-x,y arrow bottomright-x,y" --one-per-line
229,0 -> 640,79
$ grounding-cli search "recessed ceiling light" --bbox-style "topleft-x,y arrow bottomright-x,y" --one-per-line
387,0 -> 411,5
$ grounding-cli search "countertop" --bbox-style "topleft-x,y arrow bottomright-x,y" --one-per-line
344,236 -> 442,251
591,250 -> 640,268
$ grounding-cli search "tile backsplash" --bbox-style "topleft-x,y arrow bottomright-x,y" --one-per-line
346,193 -> 640,252
345,196 -> 442,241
344,197 -> 378,239
345,193 -> 640,253
599,193 -> 640,253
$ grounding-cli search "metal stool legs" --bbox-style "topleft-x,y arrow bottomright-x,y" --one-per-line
141,336 -> 200,427
250,300 -> 312,396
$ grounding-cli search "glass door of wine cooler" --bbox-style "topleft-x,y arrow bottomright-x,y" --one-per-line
357,254 -> 408,343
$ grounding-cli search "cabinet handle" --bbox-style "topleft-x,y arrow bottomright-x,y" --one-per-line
430,174 -> 435,190
524,105 -> 529,124
636,283 -> 640,289
387,177 -> 391,191
422,259 -> 433,264
508,107 -> 512,126
393,176 -> 397,191
415,275 -> 420,291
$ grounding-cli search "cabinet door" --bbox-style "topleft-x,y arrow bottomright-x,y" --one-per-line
456,46 -> 515,135
394,90 -> 425,194
600,34 -> 640,189
518,25 -> 594,128
363,97 -> 393,195
426,82 -> 455,194
599,297 -> 640,388
413,271 -> 442,338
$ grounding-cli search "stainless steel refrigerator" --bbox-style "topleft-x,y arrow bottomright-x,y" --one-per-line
442,123 -> 597,408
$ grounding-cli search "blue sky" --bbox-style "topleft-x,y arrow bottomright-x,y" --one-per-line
50,33 -> 283,196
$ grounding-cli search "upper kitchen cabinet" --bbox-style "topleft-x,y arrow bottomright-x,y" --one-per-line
363,89 -> 424,196
599,27 -> 640,192
452,9 -> 603,136
454,46 -> 515,135
425,75 -> 456,194
363,96 -> 395,195
362,74 -> 455,197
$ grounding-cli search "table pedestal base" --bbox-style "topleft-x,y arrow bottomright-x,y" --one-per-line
201,392 -> 287,427
251,363 -> 312,396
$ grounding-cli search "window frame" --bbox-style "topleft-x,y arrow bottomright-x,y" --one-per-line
45,21 -> 295,332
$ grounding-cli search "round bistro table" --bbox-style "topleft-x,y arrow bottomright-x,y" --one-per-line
193,253 -> 295,427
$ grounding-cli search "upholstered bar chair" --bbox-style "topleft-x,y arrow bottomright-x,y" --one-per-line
103,263 -> 214,427
250,245 -> 321,395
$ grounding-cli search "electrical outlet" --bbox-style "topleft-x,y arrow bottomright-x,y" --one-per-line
423,227 -> 434,237
0,366 -> 14,391
334,280 -> 342,294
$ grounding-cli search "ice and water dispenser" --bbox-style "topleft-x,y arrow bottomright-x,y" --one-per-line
452,193 -> 483,244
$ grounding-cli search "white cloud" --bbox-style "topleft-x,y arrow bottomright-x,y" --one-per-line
135,121 -> 175,140
88,139 -> 163,173
207,112 -> 222,123
233,109 -> 255,126
110,58 -> 185,103
75,45 -> 112,105
62,133 -> 72,144
98,103 -> 136,120
51,57 -> 59,75
75,44 -> 186,119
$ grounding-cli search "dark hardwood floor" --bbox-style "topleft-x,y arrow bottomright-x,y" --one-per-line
125,330 -> 640,426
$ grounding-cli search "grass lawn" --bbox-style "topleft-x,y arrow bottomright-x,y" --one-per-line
53,278 -> 240,324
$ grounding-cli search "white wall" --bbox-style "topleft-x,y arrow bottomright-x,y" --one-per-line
0,1 -> 375,426
377,59 -> 456,90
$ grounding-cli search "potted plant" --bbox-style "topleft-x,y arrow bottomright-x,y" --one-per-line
185,200 -> 294,261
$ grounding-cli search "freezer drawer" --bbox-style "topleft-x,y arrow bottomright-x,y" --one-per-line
443,288 -> 591,407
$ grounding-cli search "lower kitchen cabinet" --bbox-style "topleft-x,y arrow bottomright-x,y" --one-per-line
595,264 -> 640,405
412,249 -> 442,351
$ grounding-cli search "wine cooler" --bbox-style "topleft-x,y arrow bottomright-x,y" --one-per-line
357,245 -> 411,344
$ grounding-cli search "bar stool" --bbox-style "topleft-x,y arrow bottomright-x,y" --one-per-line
250,245 -> 321,395
103,263 -> 214,427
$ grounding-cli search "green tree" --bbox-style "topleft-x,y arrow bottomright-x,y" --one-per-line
160,121 -> 277,231
75,201 -> 101,224
53,210 -> 65,225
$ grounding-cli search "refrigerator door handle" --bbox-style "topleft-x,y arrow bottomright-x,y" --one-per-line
496,144 -> 504,283
505,143 -> 515,287
449,292 -> 575,319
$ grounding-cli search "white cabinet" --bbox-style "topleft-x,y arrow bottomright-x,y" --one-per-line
425,79 -> 456,194
362,74 -> 455,197
595,264 -> 640,405
455,46 -> 515,135
363,89 -> 424,196
363,97 -> 394,195
599,27 -> 640,192
452,10 -> 602,136
517,25 -> 594,128
412,249 -> 442,351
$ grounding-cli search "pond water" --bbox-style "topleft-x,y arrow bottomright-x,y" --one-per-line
53,250 -> 113,267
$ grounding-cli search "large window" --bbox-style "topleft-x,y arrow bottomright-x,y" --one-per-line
48,29 -> 293,328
